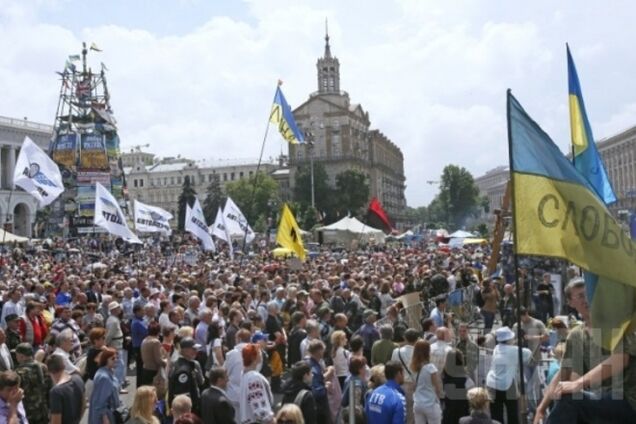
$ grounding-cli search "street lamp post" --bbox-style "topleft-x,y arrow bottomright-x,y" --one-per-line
309,141 -> 315,210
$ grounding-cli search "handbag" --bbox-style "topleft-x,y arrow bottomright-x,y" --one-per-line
114,405 -> 129,424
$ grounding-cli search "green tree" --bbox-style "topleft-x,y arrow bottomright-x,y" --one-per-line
202,174 -> 225,223
437,164 -> 480,229
293,163 -> 333,214
224,173 -> 280,226
334,170 -> 370,217
177,176 -> 197,231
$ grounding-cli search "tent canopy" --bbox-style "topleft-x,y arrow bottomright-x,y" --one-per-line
316,216 -> 383,234
315,216 -> 385,245
448,230 -> 477,238
0,229 -> 29,244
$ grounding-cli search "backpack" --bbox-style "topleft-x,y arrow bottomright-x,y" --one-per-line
294,389 -> 309,408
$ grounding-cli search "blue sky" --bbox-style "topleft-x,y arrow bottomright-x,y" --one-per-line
1,0 -> 636,207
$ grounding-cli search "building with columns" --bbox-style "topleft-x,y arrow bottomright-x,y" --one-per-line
289,31 -> 407,224
123,151 -> 279,222
0,116 -> 53,237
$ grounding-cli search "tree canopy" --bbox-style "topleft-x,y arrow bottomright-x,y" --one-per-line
202,174 -> 225,224
224,172 -> 280,231
429,164 -> 480,229
177,176 -> 197,231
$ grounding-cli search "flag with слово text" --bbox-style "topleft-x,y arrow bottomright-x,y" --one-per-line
13,137 -> 64,207
133,200 -> 172,235
508,91 -> 636,351
94,182 -> 141,243
568,46 -> 633,351
186,197 -> 215,251
210,206 -> 234,259
269,85 -> 305,145
223,197 -> 255,243
276,203 -> 305,261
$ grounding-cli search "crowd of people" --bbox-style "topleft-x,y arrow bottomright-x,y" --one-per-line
0,233 -> 630,424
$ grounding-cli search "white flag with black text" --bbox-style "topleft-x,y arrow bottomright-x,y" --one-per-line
223,197 -> 255,243
13,137 -> 64,206
186,197 -> 215,251
134,200 -> 172,235
94,182 -> 141,243
210,206 -> 233,259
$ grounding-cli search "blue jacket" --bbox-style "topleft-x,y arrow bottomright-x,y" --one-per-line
131,317 -> 148,348
365,380 -> 406,424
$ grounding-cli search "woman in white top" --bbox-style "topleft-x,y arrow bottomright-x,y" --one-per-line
330,330 -> 350,389
411,339 -> 443,424
239,343 -> 275,424
485,326 -> 532,424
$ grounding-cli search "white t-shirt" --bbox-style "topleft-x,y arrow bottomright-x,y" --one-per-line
333,347 -> 350,378
413,363 -> 439,409
391,345 -> 415,383
430,340 -> 452,373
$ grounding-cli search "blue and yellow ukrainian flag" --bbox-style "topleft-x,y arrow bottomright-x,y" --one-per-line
567,45 -> 616,204
567,46 -> 634,351
508,91 -> 636,350
270,84 -> 305,145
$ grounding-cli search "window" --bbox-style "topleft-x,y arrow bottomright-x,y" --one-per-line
223,173 -> 227,181
239,172 -> 244,179
208,174 -> 213,182
133,179 -> 138,188
171,177 -> 175,185
177,176 -> 182,184
231,172 -> 235,180
139,179 -> 144,187
163,177 -> 167,185
249,171 -> 253,177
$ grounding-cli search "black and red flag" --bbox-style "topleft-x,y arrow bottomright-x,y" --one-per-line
367,197 -> 393,233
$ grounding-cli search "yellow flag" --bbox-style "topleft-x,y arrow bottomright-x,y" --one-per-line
276,204 -> 305,261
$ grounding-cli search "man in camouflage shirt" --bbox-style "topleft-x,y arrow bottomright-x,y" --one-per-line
15,343 -> 51,424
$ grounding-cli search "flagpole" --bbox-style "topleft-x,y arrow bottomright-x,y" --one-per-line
241,85 -> 277,255
505,89 -> 527,423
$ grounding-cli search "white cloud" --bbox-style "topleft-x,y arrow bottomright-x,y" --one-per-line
0,0 -> 635,207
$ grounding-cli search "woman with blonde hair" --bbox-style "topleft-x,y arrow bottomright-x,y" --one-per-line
330,330 -> 350,389
127,385 -> 160,424
411,340 -> 443,424
275,404 -> 305,424
459,387 -> 501,424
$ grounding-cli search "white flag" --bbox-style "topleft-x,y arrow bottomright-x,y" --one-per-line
186,198 -> 215,251
223,197 -> 255,243
13,137 -> 64,206
134,200 -> 172,235
210,207 -> 234,259
94,182 -> 141,243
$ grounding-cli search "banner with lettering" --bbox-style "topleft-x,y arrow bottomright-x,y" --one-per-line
134,200 -> 172,235
94,182 -> 140,243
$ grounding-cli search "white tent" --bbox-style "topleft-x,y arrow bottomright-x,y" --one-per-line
0,229 -> 29,243
448,230 -> 477,239
315,216 -> 385,245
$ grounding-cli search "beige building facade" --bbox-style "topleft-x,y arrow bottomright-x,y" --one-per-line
124,152 -> 278,220
290,32 -> 406,222
596,126 -> 636,213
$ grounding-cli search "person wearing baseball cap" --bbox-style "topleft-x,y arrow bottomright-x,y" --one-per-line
486,327 -> 532,424
15,342 -> 50,424
169,337 -> 205,415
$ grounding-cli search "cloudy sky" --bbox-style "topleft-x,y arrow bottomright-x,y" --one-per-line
1,0 -> 635,207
